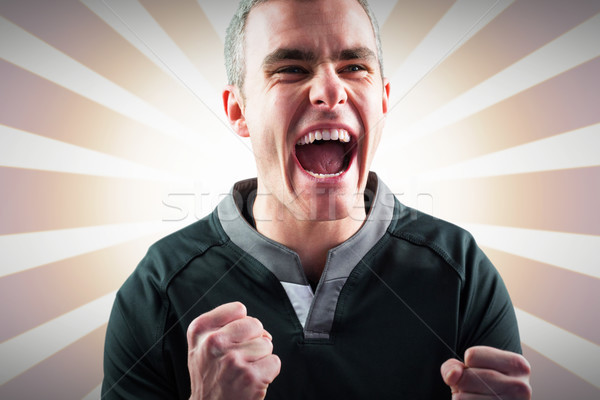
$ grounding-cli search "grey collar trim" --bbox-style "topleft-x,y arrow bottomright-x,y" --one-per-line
217,172 -> 395,339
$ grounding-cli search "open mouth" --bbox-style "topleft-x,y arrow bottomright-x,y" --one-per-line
294,128 -> 354,178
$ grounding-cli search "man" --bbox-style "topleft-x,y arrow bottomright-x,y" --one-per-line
102,0 -> 532,399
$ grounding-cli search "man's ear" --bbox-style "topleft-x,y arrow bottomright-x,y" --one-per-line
223,85 -> 249,137
382,78 -> 391,115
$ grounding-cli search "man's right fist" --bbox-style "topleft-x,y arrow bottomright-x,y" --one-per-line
187,302 -> 281,400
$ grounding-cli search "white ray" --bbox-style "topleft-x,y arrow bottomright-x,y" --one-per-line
0,125 -> 190,182
0,292 -> 115,385
0,221 -> 181,278
389,0 -> 514,105
197,0 -> 399,42
458,223 -> 600,279
196,0 -> 240,41
364,0 -> 399,27
82,0 -> 225,119
516,308 -> 600,389
397,12 -> 600,144
81,384 -> 101,400
420,123 -> 600,180
82,0 -> 180,84
0,16 -> 205,146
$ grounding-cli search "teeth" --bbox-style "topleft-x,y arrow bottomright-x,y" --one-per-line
305,170 -> 344,178
296,128 -> 351,145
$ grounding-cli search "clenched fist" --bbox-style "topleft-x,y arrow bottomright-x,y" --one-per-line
441,346 -> 531,400
187,302 -> 281,400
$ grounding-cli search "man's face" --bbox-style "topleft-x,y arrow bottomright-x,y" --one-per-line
228,0 -> 390,221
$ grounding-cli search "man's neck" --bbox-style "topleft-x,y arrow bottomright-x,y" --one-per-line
253,195 -> 366,287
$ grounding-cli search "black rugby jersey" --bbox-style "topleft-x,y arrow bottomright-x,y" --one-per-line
102,173 -> 521,399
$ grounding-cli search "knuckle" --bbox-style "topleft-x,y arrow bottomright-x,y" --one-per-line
239,367 -> 260,386
222,350 -> 244,370
221,352 -> 265,386
512,354 -> 531,375
269,354 -> 282,376
250,317 -> 264,331
260,336 -> 274,353
254,388 -> 268,399
463,347 -> 474,365
510,379 -> 532,398
464,367 -> 490,383
271,353 -> 281,365
231,301 -> 244,309
479,368 -> 498,381
204,332 -> 227,355
186,318 -> 204,345
231,301 -> 246,315
260,354 -> 281,384
186,325 -> 196,345
238,317 -> 263,337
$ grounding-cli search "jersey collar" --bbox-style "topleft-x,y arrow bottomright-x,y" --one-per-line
217,172 -> 395,339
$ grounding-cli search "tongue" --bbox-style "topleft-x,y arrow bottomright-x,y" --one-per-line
295,141 -> 346,175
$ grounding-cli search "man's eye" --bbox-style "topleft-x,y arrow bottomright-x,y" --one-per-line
277,66 -> 307,74
342,64 -> 366,73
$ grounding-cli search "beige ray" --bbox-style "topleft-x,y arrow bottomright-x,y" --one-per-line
378,57 -> 600,178
0,293 -> 114,385
0,124 -> 188,182
1,220 -> 182,277
385,0 -> 600,131
394,12 -> 600,145
0,233 -> 163,342
522,344 -> 600,400
0,167 -> 172,235
0,325 -> 106,399
517,308 -> 600,389
0,0 -> 222,136
139,0 -> 226,85
380,0 -> 454,74
388,0 -> 514,105
0,15 -> 206,145
420,123 -> 600,180
460,223 -> 600,279
485,247 -> 600,345
430,167 -> 600,235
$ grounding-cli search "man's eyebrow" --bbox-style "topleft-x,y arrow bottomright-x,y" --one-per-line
262,48 -> 316,67
262,47 -> 376,68
339,47 -> 377,61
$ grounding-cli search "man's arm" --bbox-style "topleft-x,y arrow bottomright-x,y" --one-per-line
441,231 -> 531,398
102,293 -> 176,399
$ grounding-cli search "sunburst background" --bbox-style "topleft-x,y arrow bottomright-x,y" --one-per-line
1,0 -> 599,399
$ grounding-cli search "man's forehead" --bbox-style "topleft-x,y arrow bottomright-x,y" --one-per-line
245,0 -> 376,59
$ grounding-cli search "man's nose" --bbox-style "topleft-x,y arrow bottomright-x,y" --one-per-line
309,67 -> 347,108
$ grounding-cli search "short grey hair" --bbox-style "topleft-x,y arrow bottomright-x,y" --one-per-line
224,0 -> 384,93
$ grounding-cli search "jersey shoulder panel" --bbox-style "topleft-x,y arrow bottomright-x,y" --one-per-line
386,200 -> 521,354
142,211 -> 228,289
388,200 -> 481,281
113,210 -> 228,340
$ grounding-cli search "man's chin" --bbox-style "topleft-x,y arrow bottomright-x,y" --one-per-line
283,164 -> 367,222
286,188 -> 364,222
